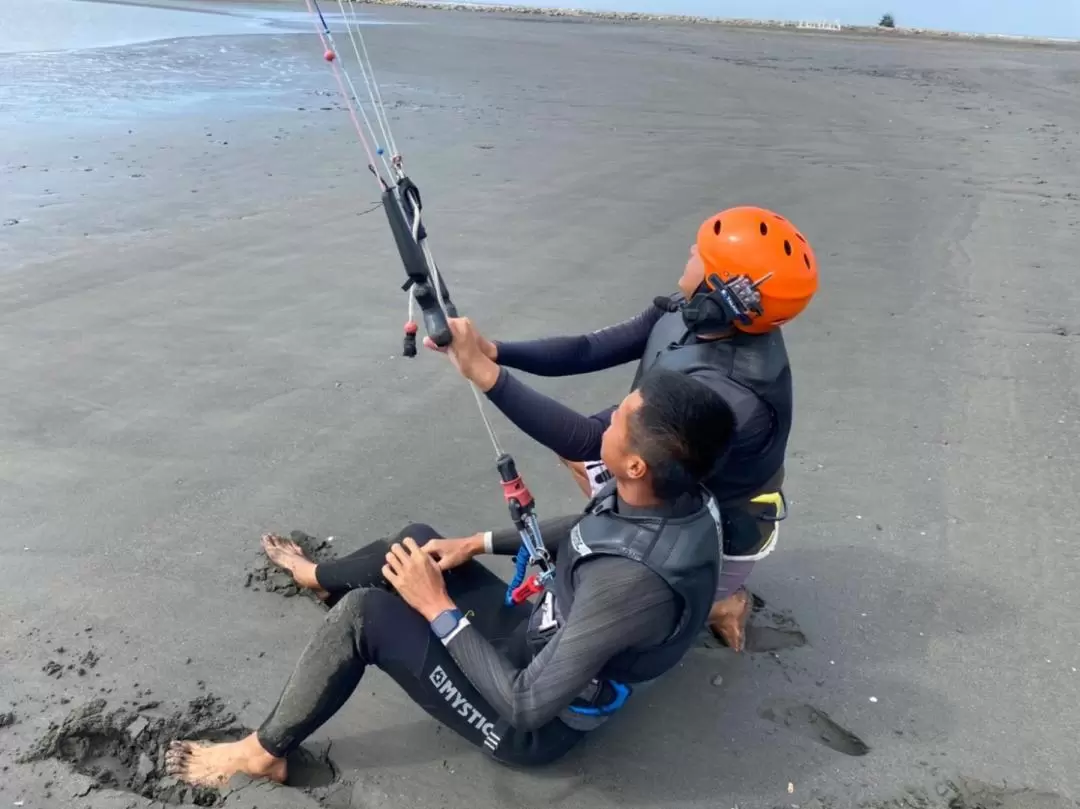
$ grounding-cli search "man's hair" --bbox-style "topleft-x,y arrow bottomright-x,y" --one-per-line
629,369 -> 735,500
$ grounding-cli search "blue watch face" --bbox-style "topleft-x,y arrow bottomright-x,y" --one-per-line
433,610 -> 461,637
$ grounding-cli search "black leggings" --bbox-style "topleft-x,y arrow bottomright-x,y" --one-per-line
255,524 -> 584,768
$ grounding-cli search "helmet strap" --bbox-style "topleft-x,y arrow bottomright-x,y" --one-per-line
681,272 -> 768,335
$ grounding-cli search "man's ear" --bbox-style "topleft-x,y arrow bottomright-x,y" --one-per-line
626,454 -> 649,482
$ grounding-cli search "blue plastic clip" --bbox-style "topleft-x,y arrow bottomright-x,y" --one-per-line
568,680 -> 632,716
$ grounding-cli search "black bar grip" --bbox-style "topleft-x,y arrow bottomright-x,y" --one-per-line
395,177 -> 457,316
438,275 -> 458,318
414,281 -> 451,347
381,186 -> 452,348
382,186 -> 428,285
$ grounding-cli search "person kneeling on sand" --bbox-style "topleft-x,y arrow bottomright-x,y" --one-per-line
424,207 -> 820,652
166,368 -> 734,785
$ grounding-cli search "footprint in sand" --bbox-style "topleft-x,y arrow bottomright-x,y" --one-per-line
759,698 -> 870,757
745,593 -> 809,652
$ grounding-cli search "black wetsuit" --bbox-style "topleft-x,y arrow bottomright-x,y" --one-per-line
483,302 -> 789,557
257,505 -> 686,767
488,306 -> 779,481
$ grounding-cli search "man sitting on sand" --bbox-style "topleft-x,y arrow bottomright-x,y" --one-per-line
166,368 -> 734,784
424,206 -> 819,652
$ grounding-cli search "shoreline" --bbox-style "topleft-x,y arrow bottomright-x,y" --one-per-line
354,0 -> 1080,48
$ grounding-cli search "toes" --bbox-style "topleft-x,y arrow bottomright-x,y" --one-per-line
165,744 -> 190,776
263,537 -> 291,560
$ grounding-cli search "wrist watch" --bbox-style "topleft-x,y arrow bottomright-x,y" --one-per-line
430,608 -> 464,640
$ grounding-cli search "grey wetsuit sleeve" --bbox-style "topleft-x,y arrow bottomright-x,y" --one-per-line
443,556 -> 677,730
487,515 -> 581,557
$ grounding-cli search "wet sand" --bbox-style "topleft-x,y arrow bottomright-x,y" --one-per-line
2,2 -> 1080,808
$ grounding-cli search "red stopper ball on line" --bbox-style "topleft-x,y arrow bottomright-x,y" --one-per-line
404,321 -> 418,335
324,50 -> 336,62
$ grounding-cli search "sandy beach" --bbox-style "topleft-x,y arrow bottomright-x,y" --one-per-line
2,1 -> 1080,808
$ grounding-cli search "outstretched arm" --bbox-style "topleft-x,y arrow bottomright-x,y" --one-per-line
484,368 -> 612,461
425,318 -> 615,460
493,304 -> 663,377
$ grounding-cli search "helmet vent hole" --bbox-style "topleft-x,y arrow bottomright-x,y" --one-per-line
759,221 -> 768,236
803,254 -> 811,269
795,233 -> 806,243
783,240 -> 792,256
713,219 -> 722,235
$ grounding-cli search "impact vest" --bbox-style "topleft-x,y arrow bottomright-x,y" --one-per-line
525,483 -> 721,691
631,296 -> 794,505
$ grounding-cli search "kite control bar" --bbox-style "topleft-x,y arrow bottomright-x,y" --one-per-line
382,176 -> 456,355
301,0 -> 552,610
384,177 -> 552,604
386,181 -> 552,604
497,453 -> 554,604
382,177 -> 553,603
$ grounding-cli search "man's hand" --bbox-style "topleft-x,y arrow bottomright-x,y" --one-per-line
424,317 -> 500,391
422,534 -> 485,571
383,538 -> 455,622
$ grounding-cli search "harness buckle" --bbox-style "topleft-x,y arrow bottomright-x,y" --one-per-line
749,490 -> 788,522
568,680 -> 632,716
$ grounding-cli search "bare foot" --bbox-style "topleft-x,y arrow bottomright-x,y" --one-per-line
261,534 -> 328,600
708,588 -> 752,652
165,733 -> 287,788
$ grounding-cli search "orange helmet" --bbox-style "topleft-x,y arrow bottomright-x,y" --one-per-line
695,206 -> 819,334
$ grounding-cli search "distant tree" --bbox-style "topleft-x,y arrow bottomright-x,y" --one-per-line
879,12 -> 896,28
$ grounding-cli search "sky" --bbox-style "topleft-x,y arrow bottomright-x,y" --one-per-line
483,0 -> 1080,39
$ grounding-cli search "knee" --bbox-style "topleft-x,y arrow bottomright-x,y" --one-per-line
317,587 -> 372,649
331,587 -> 368,618
392,522 -> 442,546
327,588 -> 390,646
352,587 -> 425,669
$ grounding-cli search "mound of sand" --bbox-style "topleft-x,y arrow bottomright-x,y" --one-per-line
17,695 -> 339,806
243,530 -> 339,603
17,695 -> 245,806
